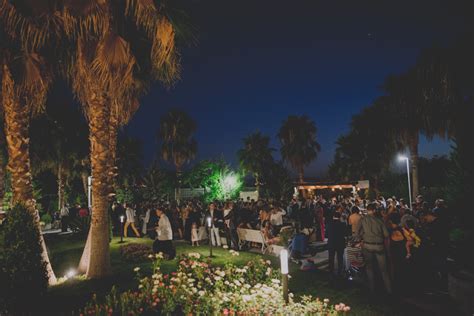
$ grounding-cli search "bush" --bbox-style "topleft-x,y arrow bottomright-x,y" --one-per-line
40,213 -> 53,224
120,243 -> 153,262
82,252 -> 349,315
0,204 -> 49,314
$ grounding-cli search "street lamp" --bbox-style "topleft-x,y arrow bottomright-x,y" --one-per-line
119,215 -> 125,243
398,155 -> 413,208
280,249 -> 289,304
206,216 -> 214,258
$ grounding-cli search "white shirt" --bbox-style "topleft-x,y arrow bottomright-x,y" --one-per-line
60,206 -> 69,217
156,214 -> 173,241
126,207 -> 135,223
270,208 -> 286,226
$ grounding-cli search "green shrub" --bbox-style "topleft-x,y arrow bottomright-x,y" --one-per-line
40,213 -> 53,224
0,204 -> 48,314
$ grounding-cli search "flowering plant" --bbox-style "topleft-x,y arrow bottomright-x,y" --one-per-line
82,251 -> 349,315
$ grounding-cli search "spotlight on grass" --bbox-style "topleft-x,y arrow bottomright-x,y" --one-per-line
66,269 -> 77,279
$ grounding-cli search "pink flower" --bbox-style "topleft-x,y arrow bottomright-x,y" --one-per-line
223,308 -> 229,315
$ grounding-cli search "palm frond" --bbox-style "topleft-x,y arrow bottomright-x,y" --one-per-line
0,0 -> 58,50
62,0 -> 109,40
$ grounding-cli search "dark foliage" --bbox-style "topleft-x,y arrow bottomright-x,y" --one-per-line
0,204 -> 48,314
120,243 -> 153,263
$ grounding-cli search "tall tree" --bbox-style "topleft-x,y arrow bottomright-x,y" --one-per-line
0,14 -> 56,283
65,1 -> 182,278
329,98 -> 399,194
383,46 -> 452,198
237,131 -> 274,192
278,115 -> 321,183
158,109 -> 197,176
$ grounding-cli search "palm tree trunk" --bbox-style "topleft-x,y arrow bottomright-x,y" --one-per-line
298,167 -> 304,184
2,65 -> 57,284
408,133 -> 420,199
0,147 -> 5,210
108,106 -> 119,196
78,91 -> 111,278
57,163 -> 65,211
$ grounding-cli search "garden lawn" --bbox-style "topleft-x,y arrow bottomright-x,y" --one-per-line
43,235 -> 421,315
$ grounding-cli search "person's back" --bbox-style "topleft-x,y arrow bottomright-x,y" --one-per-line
348,212 -> 361,235
357,203 -> 391,294
358,214 -> 388,245
327,217 -> 346,249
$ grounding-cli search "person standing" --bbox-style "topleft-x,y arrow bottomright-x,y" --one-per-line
153,206 -> 175,258
357,203 -> 392,294
124,203 -> 140,238
60,204 -> 70,232
141,207 -> 151,236
205,202 -> 223,247
348,206 -> 361,236
224,201 -> 240,250
327,212 -> 347,276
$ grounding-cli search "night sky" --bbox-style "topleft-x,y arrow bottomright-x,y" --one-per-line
125,0 -> 472,176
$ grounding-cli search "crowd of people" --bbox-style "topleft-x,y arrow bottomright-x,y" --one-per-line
108,193 -> 449,295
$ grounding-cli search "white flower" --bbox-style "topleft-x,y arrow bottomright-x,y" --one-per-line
148,254 -> 154,259
188,252 -> 201,259
242,294 -> 252,302
198,290 -> 205,296
222,245 -> 229,249
156,252 -> 164,259
133,267 -> 140,272
138,284 -> 143,289
215,276 -> 221,281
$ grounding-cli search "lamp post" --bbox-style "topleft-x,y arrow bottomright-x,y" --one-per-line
119,215 -> 125,243
398,155 -> 413,208
207,216 -> 214,258
280,249 -> 289,304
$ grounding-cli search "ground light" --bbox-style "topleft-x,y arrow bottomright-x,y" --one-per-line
65,269 -> 76,279
120,215 -> 125,243
280,249 -> 289,304
398,154 -> 413,207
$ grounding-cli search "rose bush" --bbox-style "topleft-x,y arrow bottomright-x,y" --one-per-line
81,251 -> 349,315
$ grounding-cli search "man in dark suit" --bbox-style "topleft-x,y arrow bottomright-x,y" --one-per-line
327,211 -> 347,276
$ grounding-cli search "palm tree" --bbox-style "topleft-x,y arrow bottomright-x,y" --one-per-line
237,131 -> 274,192
65,1 -> 182,278
383,47 -> 452,198
0,0 -> 183,279
158,109 -> 197,176
0,19 -> 56,283
329,98 -> 399,194
278,115 -> 321,183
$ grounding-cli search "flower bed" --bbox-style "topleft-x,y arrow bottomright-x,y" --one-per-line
82,251 -> 349,315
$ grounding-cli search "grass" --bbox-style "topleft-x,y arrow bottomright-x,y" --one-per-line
42,235 -> 424,315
